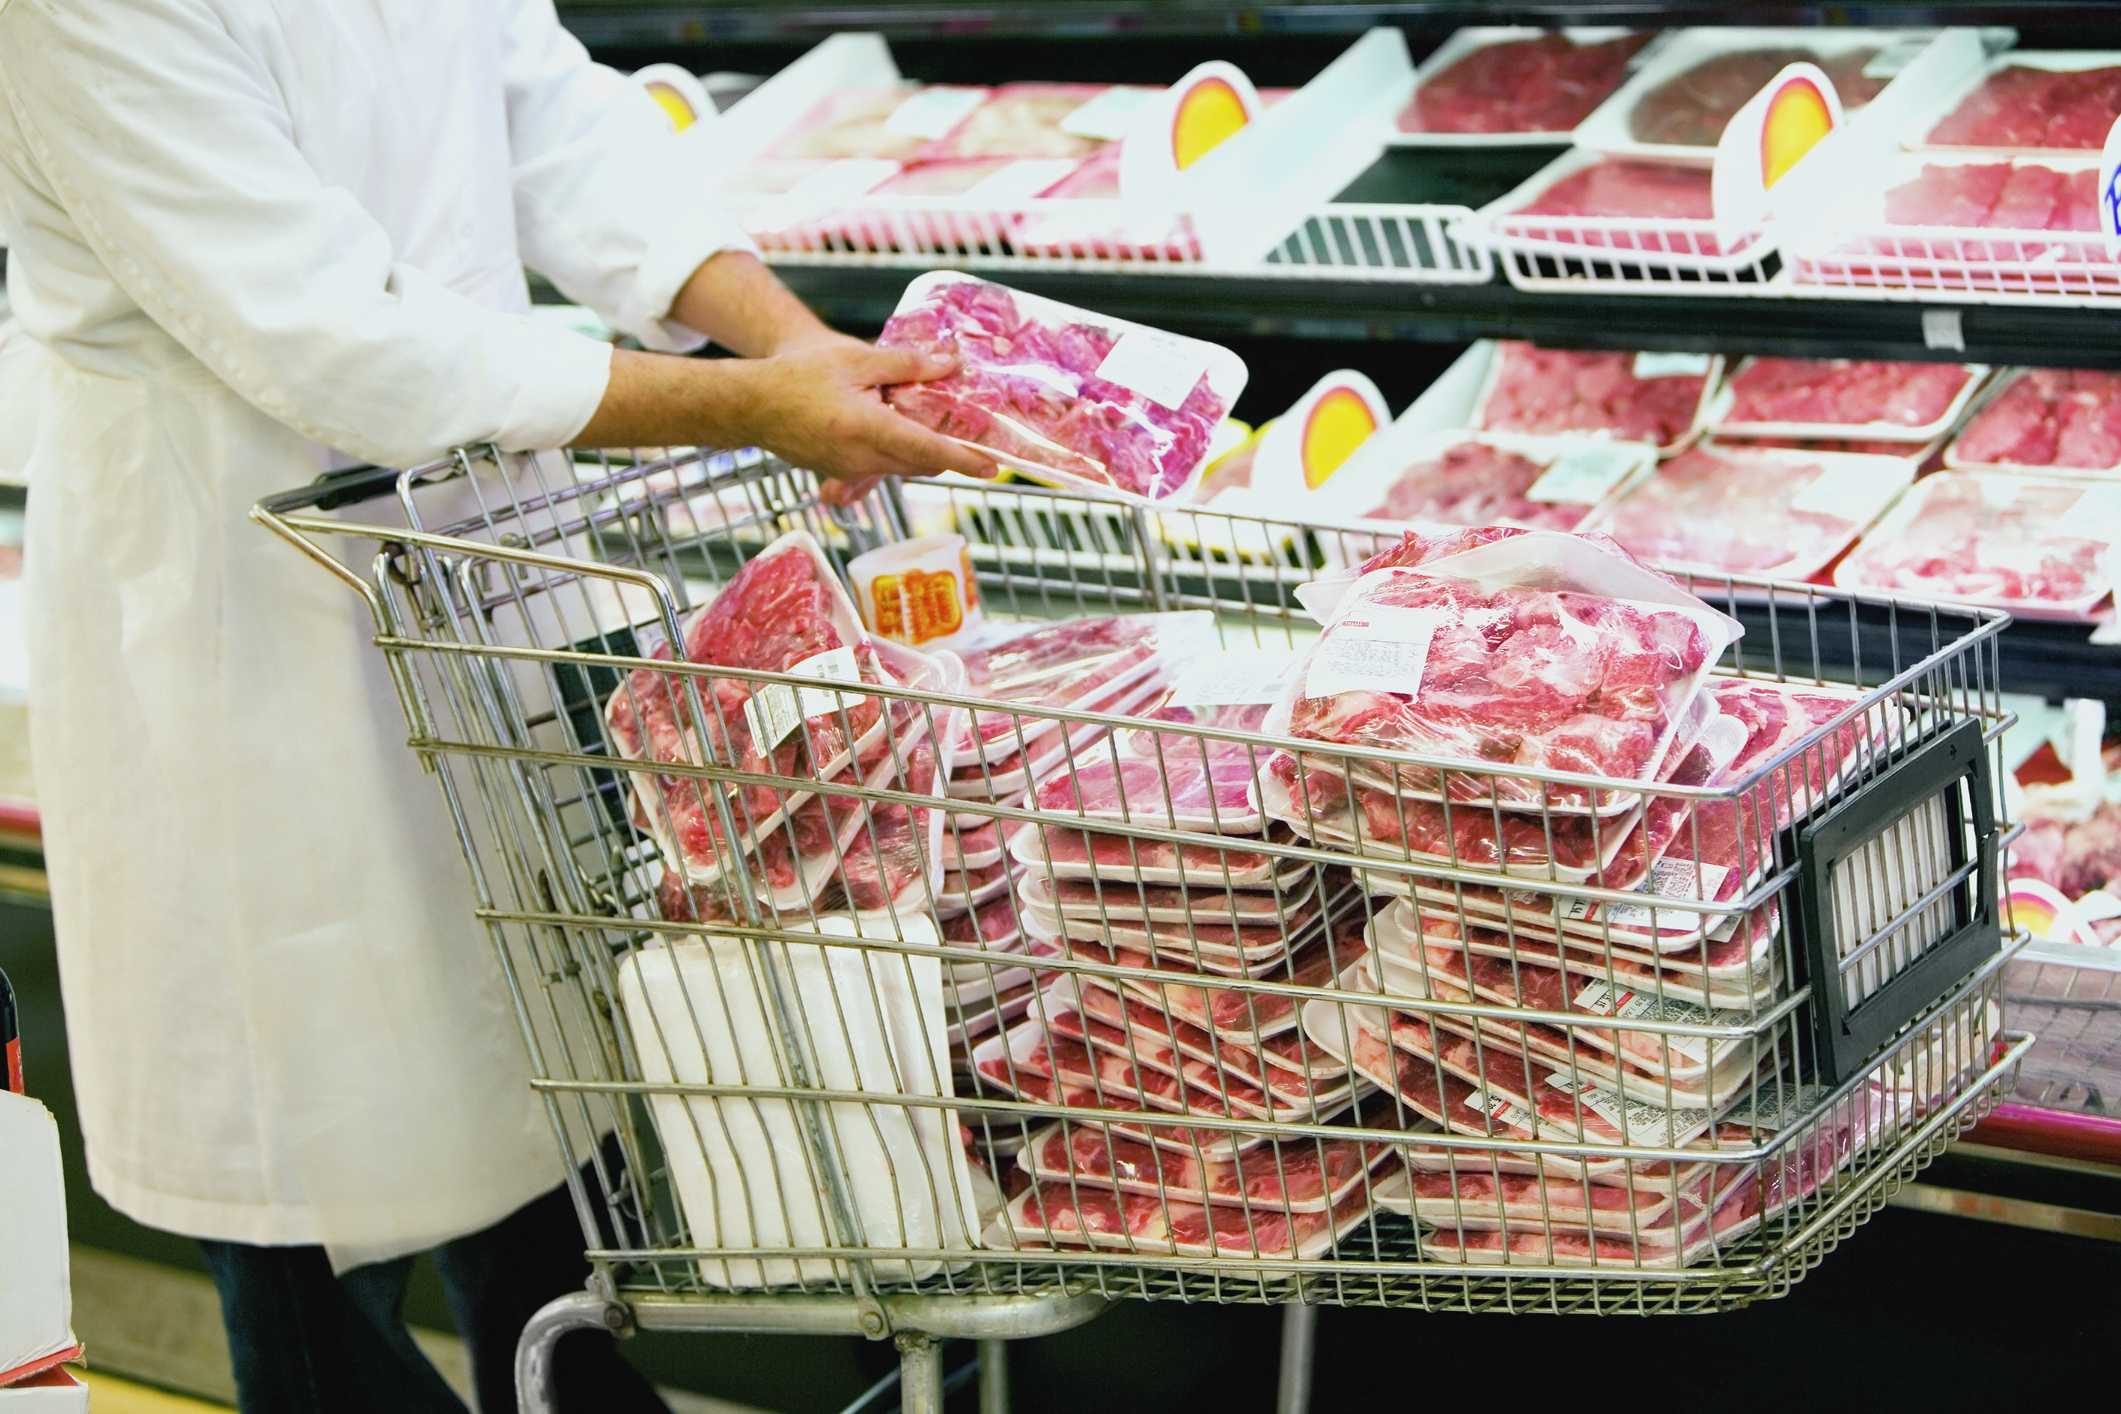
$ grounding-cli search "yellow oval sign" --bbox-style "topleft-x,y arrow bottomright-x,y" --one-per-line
644,81 -> 698,133
1171,77 -> 1250,171
1760,77 -> 1832,188
1300,387 -> 1378,489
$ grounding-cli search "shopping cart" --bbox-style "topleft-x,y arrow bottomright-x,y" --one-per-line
254,448 -> 2030,1414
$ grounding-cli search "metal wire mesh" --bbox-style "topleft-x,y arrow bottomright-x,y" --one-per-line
254,445 -> 2028,1320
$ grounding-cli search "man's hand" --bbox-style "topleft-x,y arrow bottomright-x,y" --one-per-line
732,343 -> 997,484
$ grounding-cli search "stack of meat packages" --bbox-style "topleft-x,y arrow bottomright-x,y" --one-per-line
608,529 -> 959,926
1259,525 -> 1901,1267
932,610 -> 1215,1063
969,659 -> 1409,1260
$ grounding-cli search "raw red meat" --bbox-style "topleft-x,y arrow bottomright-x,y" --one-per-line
942,896 -> 1021,944
1024,1123 -> 1387,1210
1593,445 -> 1876,576
1400,32 -> 1654,135
1626,47 -> 1886,148
954,615 -> 1166,746
1008,1175 -> 1372,1257
1283,568 -> 1715,792
1953,369 -> 2121,471
1363,441 -> 1586,531
1074,979 -> 1344,1086
1837,474 -> 2114,606
1518,159 -> 1713,220
879,278 -> 1226,500
1354,526 -> 1655,579
1035,744 -> 1257,830
1925,63 -> 2121,150
1478,342 -> 1708,447
927,84 -> 1109,160
1882,161 -> 2099,232
834,735 -> 940,911
1724,359 -> 1973,430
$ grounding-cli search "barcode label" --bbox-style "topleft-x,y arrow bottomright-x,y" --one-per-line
746,646 -> 872,750
1059,85 -> 1160,140
1527,443 -> 1643,504
1465,1088 -> 1535,1132
743,683 -> 805,751
1561,859 -> 1733,929
1572,982 -> 1716,1064
1546,1074 -> 1711,1143
1095,330 -> 1213,412
884,86 -> 990,139
1632,352 -> 1712,379
1169,647 -> 1298,706
1726,1080 -> 1823,1131
1305,605 -> 1440,700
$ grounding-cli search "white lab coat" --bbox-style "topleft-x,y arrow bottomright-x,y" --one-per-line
0,0 -> 754,1266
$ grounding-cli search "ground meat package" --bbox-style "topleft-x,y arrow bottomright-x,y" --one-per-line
1909,52 -> 2121,156
1333,430 -> 1657,535
1947,368 -> 2121,477
1472,343 -> 1721,455
879,274 -> 1247,504
1710,357 -> 1988,443
1391,28 -> 1658,143
1583,444 -> 1916,582
1571,26 -> 1924,161
1835,471 -> 2121,616
1473,151 -> 1762,266
1265,529 -> 1741,821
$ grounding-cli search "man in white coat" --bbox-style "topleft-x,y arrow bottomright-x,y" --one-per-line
0,1 -> 994,1409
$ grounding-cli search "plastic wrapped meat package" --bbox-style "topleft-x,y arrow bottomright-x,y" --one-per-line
1711,358 -> 1987,443
927,83 -> 1118,160
1484,153 -> 1742,259
1015,1115 -> 1397,1214
1473,343 -> 1719,454
1583,444 -> 1916,582
1835,472 -> 2121,616
1839,156 -> 2111,271
615,913 -> 979,1287
1394,29 -> 1656,140
719,83 -> 931,194
606,531 -> 955,913
1947,368 -> 2121,476
1916,54 -> 2121,153
1342,432 -> 1656,535
1265,530 -> 1741,829
878,274 -> 1247,504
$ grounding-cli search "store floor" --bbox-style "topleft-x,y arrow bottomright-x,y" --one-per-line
8,891 -> 2114,1412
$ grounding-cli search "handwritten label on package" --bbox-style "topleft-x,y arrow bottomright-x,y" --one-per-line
1095,331 -> 1213,412
1060,85 -> 1162,140
1527,443 -> 1644,505
743,646 -> 870,750
1632,352 -> 1713,379
1169,647 -> 1299,707
1305,605 -> 1440,700
1789,465 -> 1899,525
883,86 -> 990,139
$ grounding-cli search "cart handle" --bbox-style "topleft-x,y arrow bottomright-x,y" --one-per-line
255,462 -> 406,515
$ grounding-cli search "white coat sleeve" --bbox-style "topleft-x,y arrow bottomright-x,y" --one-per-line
499,0 -> 761,354
0,0 -> 613,468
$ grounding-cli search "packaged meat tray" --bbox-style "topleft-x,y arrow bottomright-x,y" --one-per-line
1471,342 -> 1720,455
1907,51 -> 2121,156
1709,357 -> 1988,444
965,1028 -> 1270,1162
1018,885 -> 1332,976
1834,471 -> 2121,617
1015,866 -> 1325,927
1572,26 -> 1934,162
1946,368 -> 2121,477
1330,431 -> 1657,535
1034,720 -> 1269,834
947,611 -> 1214,767
924,83 -> 1119,161
997,1168 -> 1396,1260
1264,530 -> 1741,817
1852,154 -> 2109,267
1013,820 -> 1314,890
1391,28 -> 1657,145
1076,918 -> 1362,1046
1469,149 -> 1768,271
878,274 -> 1248,505
1411,1185 -> 1759,1269
1070,974 -> 1352,1090
1583,444 -> 1916,582
1395,1166 -> 1732,1245
1016,1118 -> 1395,1214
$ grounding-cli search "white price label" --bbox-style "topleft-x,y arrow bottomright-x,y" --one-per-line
1546,1074 -> 1711,1144
1169,647 -> 1299,707
743,683 -> 805,752
1527,443 -> 1644,505
1304,604 -> 1440,700
964,158 -> 1082,203
1725,1080 -> 1824,1132
786,645 -> 871,719
883,86 -> 990,139
1632,352 -> 1712,379
1562,859 -> 1733,929
1571,982 -> 1720,1064
1464,1088 -> 1536,1133
1094,330 -> 1213,412
1059,85 -> 1161,140
1788,465 -> 1899,526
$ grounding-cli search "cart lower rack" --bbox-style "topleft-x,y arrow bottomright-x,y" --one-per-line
255,449 -> 2029,1414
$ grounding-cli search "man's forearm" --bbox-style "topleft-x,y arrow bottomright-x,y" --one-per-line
669,249 -> 836,357
571,348 -> 760,450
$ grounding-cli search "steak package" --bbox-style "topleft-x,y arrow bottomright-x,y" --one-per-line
879,274 -> 1247,504
1835,471 -> 2121,616
1584,444 -> 1915,582
1710,358 -> 1987,443
1016,1119 -> 1395,1213
1915,53 -> 2121,154
998,1169 -> 1394,1260
1394,28 -> 1656,141
1344,432 -> 1657,534
1473,342 -> 1720,454
1264,530 -> 1740,821
1875,156 -> 2103,255
1947,368 -> 2121,476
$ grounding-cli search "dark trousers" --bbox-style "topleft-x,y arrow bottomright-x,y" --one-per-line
199,1175 -> 670,1414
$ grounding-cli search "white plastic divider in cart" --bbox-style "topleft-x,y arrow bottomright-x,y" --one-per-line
713,28 -> 1487,282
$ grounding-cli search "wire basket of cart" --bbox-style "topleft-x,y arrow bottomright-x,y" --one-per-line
253,448 -> 2031,1413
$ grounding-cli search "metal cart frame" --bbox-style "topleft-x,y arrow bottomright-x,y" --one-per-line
254,447 -> 2029,1414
